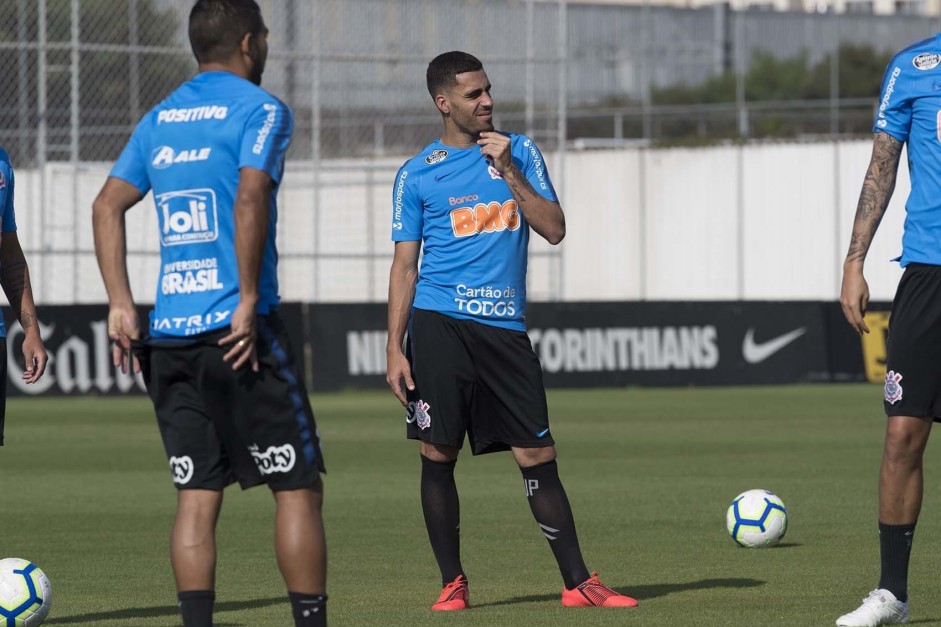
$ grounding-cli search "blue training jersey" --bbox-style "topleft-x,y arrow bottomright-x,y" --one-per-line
0,147 -> 20,339
111,71 -> 292,337
391,133 -> 557,331
875,33 -> 941,267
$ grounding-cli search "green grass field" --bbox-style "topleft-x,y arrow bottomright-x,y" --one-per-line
2,384 -> 940,626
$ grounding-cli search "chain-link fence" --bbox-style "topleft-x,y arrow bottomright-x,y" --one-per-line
0,0 -> 939,303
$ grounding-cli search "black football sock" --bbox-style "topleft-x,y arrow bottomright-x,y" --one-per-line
521,460 -> 591,589
178,590 -> 214,627
420,455 -> 464,585
879,521 -> 916,602
288,592 -> 327,627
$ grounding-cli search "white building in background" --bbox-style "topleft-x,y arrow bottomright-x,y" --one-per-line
534,0 -> 941,16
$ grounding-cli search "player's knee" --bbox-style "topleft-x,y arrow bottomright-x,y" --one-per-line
420,441 -> 459,462
513,445 -> 556,468
884,417 -> 931,461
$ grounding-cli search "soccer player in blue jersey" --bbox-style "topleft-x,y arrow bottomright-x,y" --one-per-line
836,35 -> 941,627
0,146 -> 48,445
386,51 -> 638,611
91,2 -> 326,626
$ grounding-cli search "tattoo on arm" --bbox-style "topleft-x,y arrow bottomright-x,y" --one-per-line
846,132 -> 903,263
505,165 -> 539,207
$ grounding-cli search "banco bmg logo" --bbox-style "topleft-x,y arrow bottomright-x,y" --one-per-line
155,188 -> 219,246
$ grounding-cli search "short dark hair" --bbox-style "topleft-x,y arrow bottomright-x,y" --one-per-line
426,51 -> 483,99
189,0 -> 264,64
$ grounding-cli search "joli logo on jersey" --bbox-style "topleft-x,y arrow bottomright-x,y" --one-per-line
155,188 -> 219,246
250,443 -> 297,475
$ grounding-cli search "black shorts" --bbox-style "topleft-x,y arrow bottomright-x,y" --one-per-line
884,263 -> 941,420
405,308 -> 553,455
135,311 -> 325,491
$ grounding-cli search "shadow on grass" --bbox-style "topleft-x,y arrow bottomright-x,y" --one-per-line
45,597 -> 282,624
474,577 -> 765,607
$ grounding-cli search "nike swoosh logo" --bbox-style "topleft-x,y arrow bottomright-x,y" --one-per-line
435,171 -> 456,181
742,327 -> 807,364
536,428 -> 550,438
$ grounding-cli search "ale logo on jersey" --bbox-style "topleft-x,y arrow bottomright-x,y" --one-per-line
155,188 -> 219,246
151,146 -> 212,170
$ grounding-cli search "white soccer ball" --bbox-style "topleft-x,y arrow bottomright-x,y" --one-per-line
726,489 -> 788,548
0,558 -> 52,626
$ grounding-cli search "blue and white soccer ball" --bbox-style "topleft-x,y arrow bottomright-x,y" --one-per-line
0,558 -> 52,626
726,489 -> 788,548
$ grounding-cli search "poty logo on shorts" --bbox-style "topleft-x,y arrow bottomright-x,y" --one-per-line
155,188 -> 219,246
885,370 -> 904,404
406,399 -> 432,430
250,443 -> 297,475
169,455 -> 195,485
151,146 -> 212,170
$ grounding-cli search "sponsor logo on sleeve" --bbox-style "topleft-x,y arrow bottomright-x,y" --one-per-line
0,169 -> 5,190
424,149 -> 448,164
913,52 -> 941,71
252,103 -> 279,155
155,188 -> 218,246
151,146 -> 212,170
392,169 -> 408,230
157,105 -> 228,124
877,66 -> 902,129
523,137 -> 549,190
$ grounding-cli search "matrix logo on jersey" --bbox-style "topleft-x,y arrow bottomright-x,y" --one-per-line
151,146 -> 211,170
153,309 -> 231,335
157,105 -> 228,124
451,199 -> 520,237
155,188 -> 219,246
250,443 -> 296,475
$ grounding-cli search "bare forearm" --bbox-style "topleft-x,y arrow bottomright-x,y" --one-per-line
92,206 -> 134,307
234,196 -> 268,307
503,165 -> 566,244
845,132 -> 903,267
0,260 -> 37,333
386,263 -> 417,353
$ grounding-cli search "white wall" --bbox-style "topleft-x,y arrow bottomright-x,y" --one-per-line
12,138 -> 906,305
